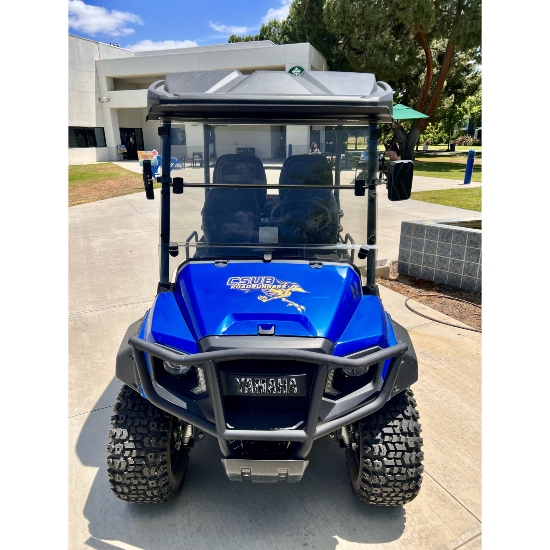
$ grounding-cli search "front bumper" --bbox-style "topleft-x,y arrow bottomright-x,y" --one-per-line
127,335 -> 408,459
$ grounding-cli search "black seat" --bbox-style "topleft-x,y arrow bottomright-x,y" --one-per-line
201,188 -> 259,257
278,154 -> 333,201
212,154 -> 267,207
274,155 -> 338,245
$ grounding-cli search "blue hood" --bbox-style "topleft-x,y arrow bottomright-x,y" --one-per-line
173,261 -> 362,342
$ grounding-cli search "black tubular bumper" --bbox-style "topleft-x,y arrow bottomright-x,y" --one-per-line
128,336 -> 408,458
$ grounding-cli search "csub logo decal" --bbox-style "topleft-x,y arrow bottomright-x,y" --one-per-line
226,276 -> 308,313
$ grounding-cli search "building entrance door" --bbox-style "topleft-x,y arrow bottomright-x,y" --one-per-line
119,128 -> 144,160
271,126 -> 286,159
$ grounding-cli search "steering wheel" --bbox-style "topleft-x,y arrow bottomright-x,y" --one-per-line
270,195 -> 334,233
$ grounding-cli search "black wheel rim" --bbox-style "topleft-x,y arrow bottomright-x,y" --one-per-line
345,423 -> 362,487
351,424 -> 361,472
169,418 -> 185,473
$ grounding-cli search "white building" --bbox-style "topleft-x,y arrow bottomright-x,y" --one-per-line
69,35 -> 329,165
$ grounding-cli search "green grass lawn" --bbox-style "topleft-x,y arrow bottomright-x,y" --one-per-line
413,159 -> 482,182
423,144 -> 482,153
69,162 -> 159,206
69,162 -> 140,185
410,187 -> 481,212
343,148 -> 482,182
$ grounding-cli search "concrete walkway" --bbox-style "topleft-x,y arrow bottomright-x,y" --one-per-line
69,172 -> 481,549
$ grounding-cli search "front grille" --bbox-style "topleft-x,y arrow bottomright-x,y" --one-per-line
219,359 -> 315,430
224,395 -> 305,416
223,394 -> 308,430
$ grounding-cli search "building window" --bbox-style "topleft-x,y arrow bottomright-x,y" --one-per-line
69,127 -> 107,148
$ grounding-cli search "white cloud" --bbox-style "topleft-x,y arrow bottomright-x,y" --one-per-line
126,39 -> 199,52
68,0 -> 143,37
209,22 -> 249,35
261,0 -> 292,23
207,2 -> 291,38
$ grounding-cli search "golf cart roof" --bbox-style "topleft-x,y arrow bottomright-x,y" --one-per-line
146,70 -> 393,125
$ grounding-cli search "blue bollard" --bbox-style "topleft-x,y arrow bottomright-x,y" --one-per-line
463,149 -> 476,184
288,143 -> 292,157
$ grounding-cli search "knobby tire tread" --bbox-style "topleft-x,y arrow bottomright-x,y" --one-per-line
107,385 -> 189,503
346,388 -> 424,506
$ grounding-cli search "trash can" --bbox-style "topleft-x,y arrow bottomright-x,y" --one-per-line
450,143 -> 456,152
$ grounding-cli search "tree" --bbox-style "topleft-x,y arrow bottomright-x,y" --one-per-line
294,0 -> 481,159
229,1 -> 481,160
228,34 -> 255,43
462,89 -> 482,129
418,86 -> 481,148
287,0 -> 352,70
228,19 -> 297,45
442,96 -> 466,148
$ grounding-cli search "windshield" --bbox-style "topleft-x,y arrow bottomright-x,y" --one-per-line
165,123 -> 377,277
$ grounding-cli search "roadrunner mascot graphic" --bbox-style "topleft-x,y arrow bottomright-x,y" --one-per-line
227,276 -> 308,313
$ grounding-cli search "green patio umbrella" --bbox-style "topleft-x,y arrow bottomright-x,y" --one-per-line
392,104 -> 428,120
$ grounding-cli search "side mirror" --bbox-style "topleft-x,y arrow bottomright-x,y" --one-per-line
387,160 -> 414,201
143,160 -> 155,200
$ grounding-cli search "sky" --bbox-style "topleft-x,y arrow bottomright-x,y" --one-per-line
68,0 -> 292,50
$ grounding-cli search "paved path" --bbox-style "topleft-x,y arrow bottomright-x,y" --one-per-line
69,170 -> 481,549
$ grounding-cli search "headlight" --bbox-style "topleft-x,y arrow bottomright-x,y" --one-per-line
342,367 -> 368,377
163,360 -> 192,376
158,345 -> 192,376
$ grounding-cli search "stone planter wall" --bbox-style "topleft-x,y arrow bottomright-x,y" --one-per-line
397,218 -> 482,292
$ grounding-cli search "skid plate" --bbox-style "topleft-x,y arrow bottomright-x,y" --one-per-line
222,459 -> 308,483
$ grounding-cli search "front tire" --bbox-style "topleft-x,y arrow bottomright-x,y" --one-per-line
345,388 -> 424,506
107,385 -> 190,503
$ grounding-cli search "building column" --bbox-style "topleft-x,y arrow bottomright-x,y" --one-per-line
286,125 -> 310,157
319,127 -> 326,152
284,61 -> 312,157
185,123 -> 205,158
101,107 -> 120,161
97,76 -> 120,161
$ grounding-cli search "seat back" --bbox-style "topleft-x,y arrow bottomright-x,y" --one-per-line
202,188 -> 259,252
275,155 -> 338,244
213,154 -> 267,207
278,154 -> 333,201
274,190 -> 339,245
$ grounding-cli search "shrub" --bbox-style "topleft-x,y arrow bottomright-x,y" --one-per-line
455,134 -> 475,146
420,122 -> 448,147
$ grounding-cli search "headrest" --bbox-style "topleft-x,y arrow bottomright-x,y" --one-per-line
213,154 -> 267,206
279,154 -> 333,200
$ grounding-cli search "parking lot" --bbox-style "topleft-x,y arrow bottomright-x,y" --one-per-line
69,169 -> 481,550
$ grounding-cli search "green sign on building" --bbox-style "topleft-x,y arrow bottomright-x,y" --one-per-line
288,66 -> 305,76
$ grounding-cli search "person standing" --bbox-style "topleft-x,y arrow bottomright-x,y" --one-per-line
309,141 -> 321,154
385,143 -> 401,161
